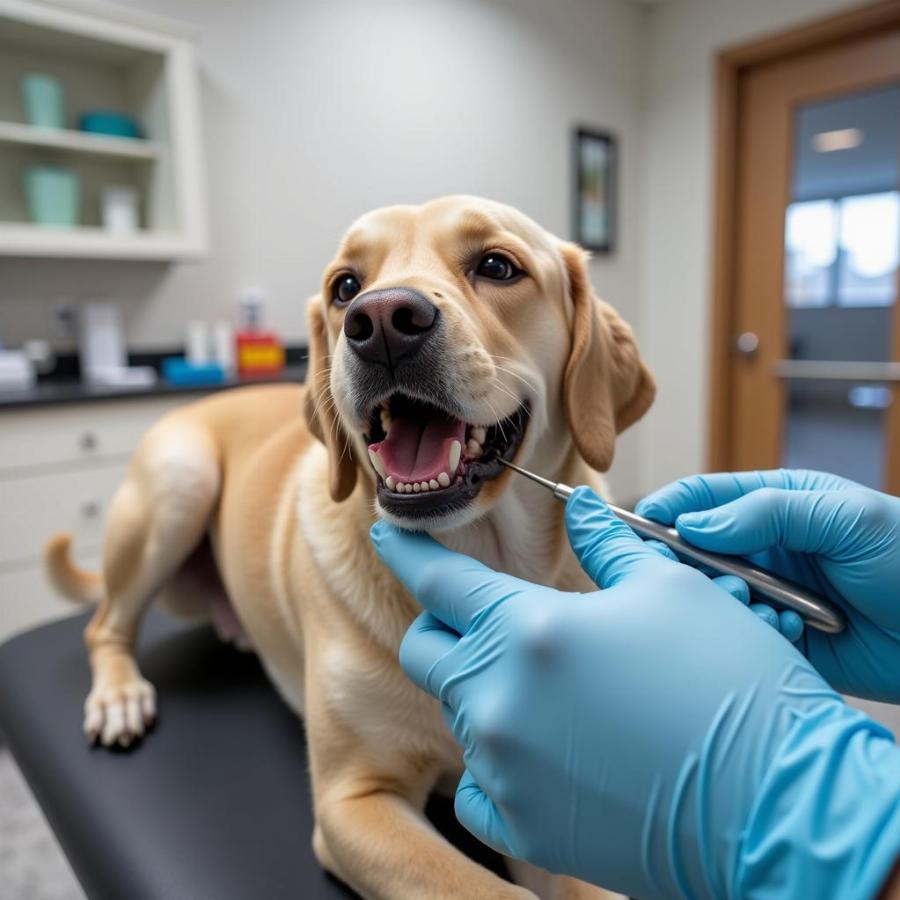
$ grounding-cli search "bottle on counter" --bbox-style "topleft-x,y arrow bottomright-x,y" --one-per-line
235,289 -> 285,378
212,320 -> 235,378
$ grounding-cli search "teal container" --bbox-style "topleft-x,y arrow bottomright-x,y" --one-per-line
24,166 -> 80,227
79,111 -> 141,139
21,74 -> 65,129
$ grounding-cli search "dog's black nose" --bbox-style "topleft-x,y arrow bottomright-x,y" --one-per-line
343,288 -> 439,368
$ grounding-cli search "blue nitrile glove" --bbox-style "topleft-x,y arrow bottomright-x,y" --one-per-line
371,488 -> 900,900
637,469 -> 900,702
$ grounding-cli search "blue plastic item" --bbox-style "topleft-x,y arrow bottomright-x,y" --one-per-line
162,358 -> 226,387
21,74 -> 65,128
78,111 -> 141,139
24,166 -> 80,227
372,489 -> 900,900
637,468 -> 900,702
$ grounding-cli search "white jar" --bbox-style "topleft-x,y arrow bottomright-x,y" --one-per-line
101,186 -> 139,234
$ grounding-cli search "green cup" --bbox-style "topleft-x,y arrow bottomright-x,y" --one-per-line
21,74 -> 65,129
24,166 -> 80,227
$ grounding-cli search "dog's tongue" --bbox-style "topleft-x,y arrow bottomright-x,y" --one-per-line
370,411 -> 466,483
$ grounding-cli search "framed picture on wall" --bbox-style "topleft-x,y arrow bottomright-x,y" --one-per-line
572,128 -> 616,253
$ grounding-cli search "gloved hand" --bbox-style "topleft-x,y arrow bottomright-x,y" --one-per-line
636,469 -> 900,702
595,537 -> 803,639
371,489 -> 900,900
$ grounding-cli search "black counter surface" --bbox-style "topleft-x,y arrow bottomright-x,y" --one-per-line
0,346 -> 308,410
0,364 -> 307,410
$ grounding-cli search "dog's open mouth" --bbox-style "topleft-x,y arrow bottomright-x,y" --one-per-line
364,394 -> 530,519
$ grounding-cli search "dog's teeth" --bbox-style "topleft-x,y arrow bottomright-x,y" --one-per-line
429,479 -> 439,490
385,475 -> 396,490
466,439 -> 482,457
397,482 -> 406,492
449,440 -> 461,473
368,449 -> 386,479
471,426 -> 486,443
437,472 -> 450,488
380,407 -> 391,434
413,482 -> 421,492
420,481 -> 430,491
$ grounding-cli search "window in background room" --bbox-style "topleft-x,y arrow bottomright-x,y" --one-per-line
785,199 -> 837,307
785,191 -> 899,309
838,191 -> 899,307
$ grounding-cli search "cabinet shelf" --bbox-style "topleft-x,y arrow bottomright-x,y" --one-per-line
0,121 -> 161,160
0,223 -> 203,260
0,0 -> 207,261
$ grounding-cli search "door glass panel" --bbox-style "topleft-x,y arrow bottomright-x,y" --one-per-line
781,84 -> 900,489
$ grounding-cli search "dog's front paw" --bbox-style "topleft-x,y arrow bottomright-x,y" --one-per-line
84,678 -> 156,748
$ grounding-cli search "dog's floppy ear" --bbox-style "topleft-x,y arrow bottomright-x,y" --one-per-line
560,243 -> 655,472
303,295 -> 358,502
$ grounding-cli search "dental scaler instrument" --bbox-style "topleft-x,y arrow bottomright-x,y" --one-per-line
498,458 -> 846,634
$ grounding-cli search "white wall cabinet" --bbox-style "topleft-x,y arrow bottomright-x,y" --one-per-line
0,0 -> 207,259
0,394 -> 185,642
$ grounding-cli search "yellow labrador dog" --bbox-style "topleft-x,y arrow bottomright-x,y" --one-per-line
47,196 -> 654,900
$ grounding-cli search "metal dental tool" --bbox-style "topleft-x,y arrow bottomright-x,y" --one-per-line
498,458 -> 846,634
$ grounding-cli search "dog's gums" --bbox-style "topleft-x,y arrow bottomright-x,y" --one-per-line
363,393 -> 530,519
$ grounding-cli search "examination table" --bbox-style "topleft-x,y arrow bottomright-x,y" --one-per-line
0,610 -> 508,899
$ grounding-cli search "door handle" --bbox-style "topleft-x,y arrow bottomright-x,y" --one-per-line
774,360 -> 900,382
734,332 -> 760,356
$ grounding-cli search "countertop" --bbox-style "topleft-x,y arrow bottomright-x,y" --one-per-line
0,364 -> 308,411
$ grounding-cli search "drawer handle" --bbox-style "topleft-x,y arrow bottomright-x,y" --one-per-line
79,431 -> 99,451
81,500 -> 101,519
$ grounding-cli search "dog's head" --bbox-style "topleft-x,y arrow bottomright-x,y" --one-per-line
304,195 -> 654,531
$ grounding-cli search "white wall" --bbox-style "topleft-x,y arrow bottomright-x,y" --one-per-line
638,0 -> 865,493
0,0 -> 648,496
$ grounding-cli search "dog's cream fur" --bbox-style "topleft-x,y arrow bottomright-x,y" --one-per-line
46,196 -> 654,900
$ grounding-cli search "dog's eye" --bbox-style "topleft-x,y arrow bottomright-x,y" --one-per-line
333,274 -> 361,305
476,253 -> 521,282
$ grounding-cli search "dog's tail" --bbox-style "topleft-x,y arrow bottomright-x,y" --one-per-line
44,533 -> 103,605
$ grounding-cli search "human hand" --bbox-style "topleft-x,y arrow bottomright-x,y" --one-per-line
371,489 -> 900,899
637,469 -> 900,702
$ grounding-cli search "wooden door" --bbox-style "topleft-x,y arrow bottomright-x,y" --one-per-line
711,3 -> 900,493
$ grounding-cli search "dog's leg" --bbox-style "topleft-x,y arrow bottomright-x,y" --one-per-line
304,675 -> 530,897
312,779 -> 536,900
84,423 -> 220,748
506,860 -> 624,900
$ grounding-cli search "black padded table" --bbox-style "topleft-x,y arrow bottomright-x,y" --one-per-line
0,611 -> 507,899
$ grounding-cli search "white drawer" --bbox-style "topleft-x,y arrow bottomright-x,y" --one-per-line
0,396 -> 185,475
0,553 -> 99,644
0,463 -> 126,568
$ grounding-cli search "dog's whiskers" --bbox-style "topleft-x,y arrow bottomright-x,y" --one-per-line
489,357 -> 538,395
493,383 -> 522,411
483,397 -> 509,444
310,395 -> 337,433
